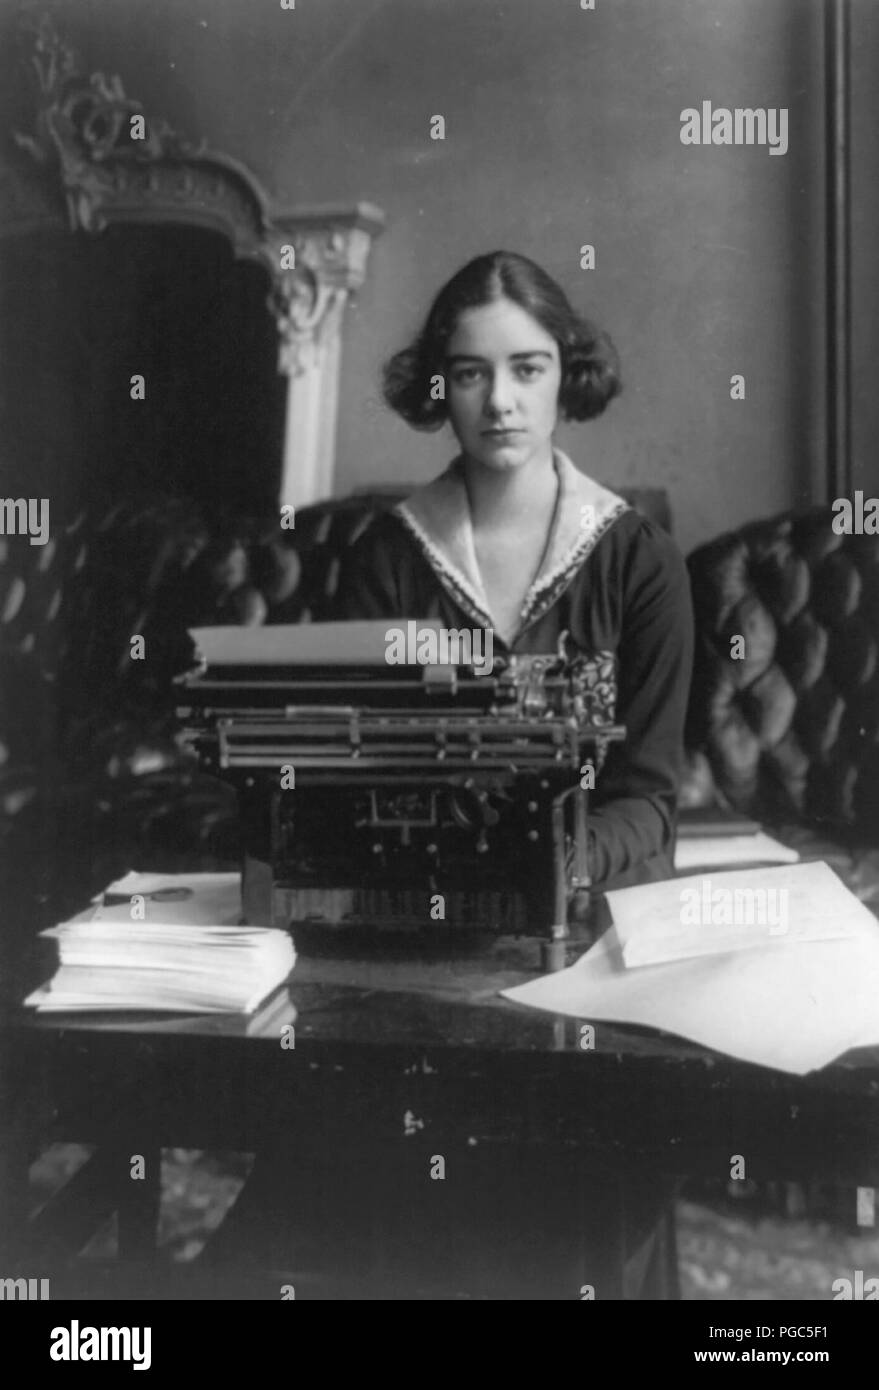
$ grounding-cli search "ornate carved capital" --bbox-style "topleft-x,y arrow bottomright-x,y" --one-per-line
267,215 -> 383,377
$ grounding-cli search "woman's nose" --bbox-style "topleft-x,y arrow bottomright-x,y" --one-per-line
485,371 -> 515,416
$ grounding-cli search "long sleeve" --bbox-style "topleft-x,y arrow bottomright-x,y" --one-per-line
334,516 -> 404,620
586,524 -> 694,887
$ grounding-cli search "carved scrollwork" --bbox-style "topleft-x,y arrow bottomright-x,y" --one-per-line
13,13 -> 384,380
11,11 -> 384,502
14,10 -> 272,261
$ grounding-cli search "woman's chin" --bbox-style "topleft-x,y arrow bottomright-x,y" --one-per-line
468,445 -> 534,472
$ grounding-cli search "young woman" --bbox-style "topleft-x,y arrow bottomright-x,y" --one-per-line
218,254 -> 691,1300
338,250 -> 694,892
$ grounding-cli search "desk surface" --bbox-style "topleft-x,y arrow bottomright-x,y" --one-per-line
7,930 -> 878,1063
6,934 -> 879,1184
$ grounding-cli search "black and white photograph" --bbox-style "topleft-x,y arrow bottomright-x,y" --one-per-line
1,0 -> 878,1333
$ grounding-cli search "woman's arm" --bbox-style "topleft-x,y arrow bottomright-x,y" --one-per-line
334,515 -> 404,620
587,523 -> 694,886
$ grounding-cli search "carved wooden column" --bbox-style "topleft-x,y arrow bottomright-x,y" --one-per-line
268,207 -> 384,508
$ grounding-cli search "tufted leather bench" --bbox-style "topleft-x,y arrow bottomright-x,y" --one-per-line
0,490 -> 437,948
683,507 -> 879,913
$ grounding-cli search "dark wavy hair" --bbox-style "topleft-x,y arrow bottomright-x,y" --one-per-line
382,250 -> 622,430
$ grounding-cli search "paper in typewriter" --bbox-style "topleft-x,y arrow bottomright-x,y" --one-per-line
189,619 -> 446,666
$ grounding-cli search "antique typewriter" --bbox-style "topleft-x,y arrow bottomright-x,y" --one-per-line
175,621 -> 625,967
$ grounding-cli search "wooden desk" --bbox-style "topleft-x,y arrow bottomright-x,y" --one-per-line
3,934 -> 879,1298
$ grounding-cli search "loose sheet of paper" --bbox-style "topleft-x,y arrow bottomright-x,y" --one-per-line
608,861 -> 874,969
674,832 -> 800,872
501,923 -> 879,1075
96,871 -> 242,925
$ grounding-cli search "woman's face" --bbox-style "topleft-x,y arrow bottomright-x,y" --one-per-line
444,297 -> 562,472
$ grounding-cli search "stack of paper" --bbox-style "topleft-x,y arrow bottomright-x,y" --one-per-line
25,872 -> 296,1015
674,832 -> 800,872
502,862 -> 879,1074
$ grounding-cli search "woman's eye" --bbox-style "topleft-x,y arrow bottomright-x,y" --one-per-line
452,367 -> 482,385
516,363 -> 543,380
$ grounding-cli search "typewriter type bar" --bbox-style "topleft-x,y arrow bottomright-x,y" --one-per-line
211,709 -> 598,772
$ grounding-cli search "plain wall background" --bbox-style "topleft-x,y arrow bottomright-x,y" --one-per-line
2,0 -> 872,554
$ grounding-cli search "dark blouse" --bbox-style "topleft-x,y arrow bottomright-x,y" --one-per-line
335,465 -> 694,891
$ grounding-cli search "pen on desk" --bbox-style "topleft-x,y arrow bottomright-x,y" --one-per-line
102,888 -> 194,905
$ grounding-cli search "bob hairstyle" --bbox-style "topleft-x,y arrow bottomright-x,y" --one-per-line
382,250 -> 622,430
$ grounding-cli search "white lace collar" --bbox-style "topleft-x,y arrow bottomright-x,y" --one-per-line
394,449 -> 629,644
